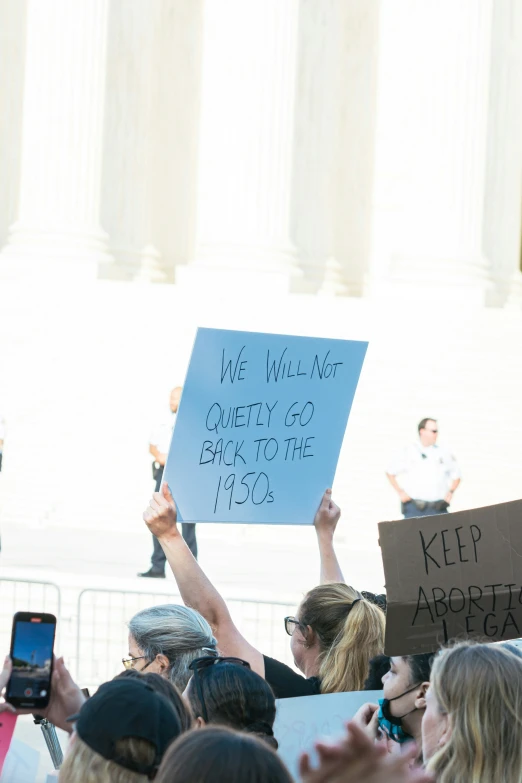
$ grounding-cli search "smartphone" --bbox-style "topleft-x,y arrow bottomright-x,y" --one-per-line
6,612 -> 56,709
0,712 -> 17,775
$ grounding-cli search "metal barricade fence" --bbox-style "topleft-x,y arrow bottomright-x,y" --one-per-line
76,587 -> 296,687
0,578 -> 62,656
0,579 -> 297,689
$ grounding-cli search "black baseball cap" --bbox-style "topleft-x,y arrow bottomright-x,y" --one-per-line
69,677 -> 182,777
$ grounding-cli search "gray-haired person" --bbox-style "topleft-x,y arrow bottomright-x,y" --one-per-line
124,604 -> 218,690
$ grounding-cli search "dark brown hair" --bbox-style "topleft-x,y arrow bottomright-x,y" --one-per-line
186,661 -> 276,748
155,727 -> 293,783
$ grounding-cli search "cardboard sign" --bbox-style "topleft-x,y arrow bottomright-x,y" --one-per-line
379,499 -> 522,655
274,690 -> 383,780
165,328 -> 367,524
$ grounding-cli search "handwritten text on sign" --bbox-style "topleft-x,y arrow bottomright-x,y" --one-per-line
165,328 -> 367,524
379,500 -> 522,655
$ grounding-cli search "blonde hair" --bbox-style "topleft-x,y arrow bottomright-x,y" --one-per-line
299,583 -> 385,693
427,642 -> 522,783
59,736 -> 155,783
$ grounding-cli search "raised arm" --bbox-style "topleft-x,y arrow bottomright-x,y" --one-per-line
143,485 -> 264,677
314,489 -> 344,583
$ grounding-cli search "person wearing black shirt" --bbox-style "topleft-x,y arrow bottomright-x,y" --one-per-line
143,487 -> 386,699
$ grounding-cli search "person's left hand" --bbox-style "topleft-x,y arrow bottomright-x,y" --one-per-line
444,491 -> 453,504
0,656 -> 16,714
314,489 -> 341,538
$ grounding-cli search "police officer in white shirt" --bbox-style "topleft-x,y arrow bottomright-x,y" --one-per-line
138,387 -> 197,577
386,418 -> 461,518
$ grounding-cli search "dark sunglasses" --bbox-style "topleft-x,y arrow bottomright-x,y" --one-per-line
284,616 -> 304,636
188,656 -> 251,722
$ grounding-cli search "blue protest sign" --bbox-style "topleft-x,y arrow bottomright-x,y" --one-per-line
164,328 -> 367,524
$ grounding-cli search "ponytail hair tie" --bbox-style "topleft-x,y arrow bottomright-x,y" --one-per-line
351,598 -> 362,607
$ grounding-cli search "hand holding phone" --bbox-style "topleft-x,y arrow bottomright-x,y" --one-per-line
6,613 -> 56,710
14,656 -> 86,734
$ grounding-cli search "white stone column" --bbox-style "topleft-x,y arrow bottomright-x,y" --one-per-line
368,0 -> 494,304
177,0 -> 301,294
0,0 -> 111,280
291,0 -> 380,297
483,0 -> 522,307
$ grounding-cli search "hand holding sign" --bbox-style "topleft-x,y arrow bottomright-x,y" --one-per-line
143,485 -> 179,541
313,489 -> 341,539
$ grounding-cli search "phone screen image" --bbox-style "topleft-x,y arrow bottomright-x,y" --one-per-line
7,614 -> 56,708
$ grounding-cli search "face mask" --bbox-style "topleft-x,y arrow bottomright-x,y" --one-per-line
377,683 -> 420,744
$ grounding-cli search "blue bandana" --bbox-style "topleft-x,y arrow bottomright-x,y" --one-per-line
377,698 -> 414,744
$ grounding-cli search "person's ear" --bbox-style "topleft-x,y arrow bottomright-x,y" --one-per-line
414,681 -> 430,710
156,654 -> 170,672
195,716 -> 206,729
303,626 -> 317,649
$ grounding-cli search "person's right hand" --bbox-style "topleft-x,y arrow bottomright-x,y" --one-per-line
16,656 -> 86,733
299,721 -> 434,783
398,490 -> 411,503
314,489 -> 341,537
143,483 -> 179,541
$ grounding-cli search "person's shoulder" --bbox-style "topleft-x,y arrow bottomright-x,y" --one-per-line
263,655 -> 320,698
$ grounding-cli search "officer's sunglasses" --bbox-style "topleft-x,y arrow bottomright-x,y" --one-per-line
188,656 -> 251,723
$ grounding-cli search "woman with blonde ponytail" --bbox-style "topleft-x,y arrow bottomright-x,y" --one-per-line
143,486 -> 386,699
299,583 -> 385,693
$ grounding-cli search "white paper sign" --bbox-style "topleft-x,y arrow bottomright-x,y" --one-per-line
274,690 -> 383,780
0,739 -> 39,783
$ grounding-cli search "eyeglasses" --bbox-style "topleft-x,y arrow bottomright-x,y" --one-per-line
188,656 -> 251,723
284,616 -> 303,636
121,655 -> 152,671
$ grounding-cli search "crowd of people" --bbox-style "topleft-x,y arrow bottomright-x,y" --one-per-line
0,486 -> 521,782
